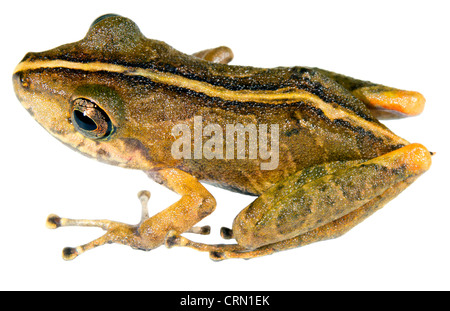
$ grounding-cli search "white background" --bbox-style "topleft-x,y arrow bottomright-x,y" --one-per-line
1,0 -> 449,290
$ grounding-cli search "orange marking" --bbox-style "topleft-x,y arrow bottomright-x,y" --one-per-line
373,143 -> 432,174
357,87 -> 425,116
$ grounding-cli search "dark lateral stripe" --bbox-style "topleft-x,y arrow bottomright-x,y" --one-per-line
21,50 -> 388,124
19,53 -> 372,119
22,52 -> 288,91
14,59 -> 327,104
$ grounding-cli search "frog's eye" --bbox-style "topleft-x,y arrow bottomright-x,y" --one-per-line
71,98 -> 114,140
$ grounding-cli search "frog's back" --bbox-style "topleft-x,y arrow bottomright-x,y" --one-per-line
109,36 -> 408,195
165,58 -> 409,195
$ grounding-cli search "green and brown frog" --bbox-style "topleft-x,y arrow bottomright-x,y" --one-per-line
13,14 -> 431,260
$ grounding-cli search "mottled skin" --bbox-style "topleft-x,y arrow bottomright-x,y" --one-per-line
13,15 -> 431,260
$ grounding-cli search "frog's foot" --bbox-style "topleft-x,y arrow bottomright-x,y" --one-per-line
46,190 -> 210,260
165,230 -> 247,258
165,233 -> 277,261
317,69 -> 426,119
166,230 -> 294,261
352,86 -> 425,119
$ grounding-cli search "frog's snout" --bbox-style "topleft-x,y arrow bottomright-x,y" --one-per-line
12,65 -> 31,108
13,52 -> 39,109
12,68 -> 25,98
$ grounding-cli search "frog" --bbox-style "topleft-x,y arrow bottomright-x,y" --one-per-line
12,14 -> 432,260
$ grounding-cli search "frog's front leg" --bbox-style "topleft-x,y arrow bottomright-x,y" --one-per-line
47,168 -> 216,260
167,143 -> 431,260
192,46 -> 234,64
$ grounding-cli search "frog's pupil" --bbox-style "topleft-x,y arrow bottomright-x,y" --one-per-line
73,110 -> 97,131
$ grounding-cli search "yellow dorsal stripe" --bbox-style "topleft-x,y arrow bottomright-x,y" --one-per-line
14,59 -> 409,145
15,60 -> 318,103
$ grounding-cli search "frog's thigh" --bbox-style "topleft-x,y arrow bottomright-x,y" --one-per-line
213,176 -> 416,260
225,143 -> 431,258
192,46 -> 234,64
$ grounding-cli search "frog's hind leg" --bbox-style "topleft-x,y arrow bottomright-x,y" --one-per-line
167,144 -> 431,260
166,180 -> 415,260
47,188 -> 211,260
209,177 -> 417,260
317,69 -> 425,119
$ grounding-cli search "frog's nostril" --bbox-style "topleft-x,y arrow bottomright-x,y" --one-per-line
14,71 -> 31,90
12,71 -> 29,99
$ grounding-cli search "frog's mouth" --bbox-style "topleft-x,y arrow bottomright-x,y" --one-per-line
56,131 -> 155,170
13,62 -> 152,171
13,70 -> 29,108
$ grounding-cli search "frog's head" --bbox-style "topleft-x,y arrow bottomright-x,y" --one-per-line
13,14 -> 162,170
